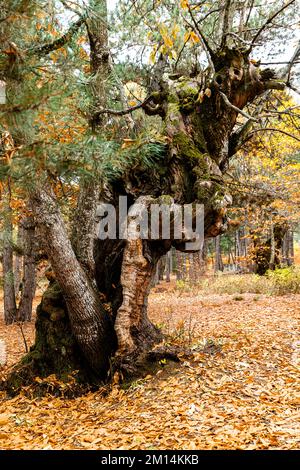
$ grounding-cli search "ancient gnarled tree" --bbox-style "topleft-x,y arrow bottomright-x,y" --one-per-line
1,0 -> 299,393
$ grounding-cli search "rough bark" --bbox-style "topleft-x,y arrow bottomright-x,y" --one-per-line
214,235 -> 224,273
14,222 -> 23,294
30,187 -> 116,374
114,239 -> 163,370
4,282 -> 92,395
71,180 -> 98,277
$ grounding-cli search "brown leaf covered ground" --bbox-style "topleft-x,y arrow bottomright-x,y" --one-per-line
0,285 -> 299,450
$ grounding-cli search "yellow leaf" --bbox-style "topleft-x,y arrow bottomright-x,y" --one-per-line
204,88 -> 212,98
171,24 -> 181,39
0,414 -> 10,426
149,46 -> 158,64
184,31 -> 191,43
163,35 -> 174,49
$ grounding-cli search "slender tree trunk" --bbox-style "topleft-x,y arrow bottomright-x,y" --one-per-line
282,231 -> 288,265
202,240 -> 208,273
158,256 -> 165,281
14,222 -> 23,294
182,253 -> 187,280
214,235 -> 224,273
288,230 -> 294,266
176,251 -> 182,281
165,250 -> 171,282
152,264 -> 159,286
235,230 -> 241,259
269,220 -> 276,270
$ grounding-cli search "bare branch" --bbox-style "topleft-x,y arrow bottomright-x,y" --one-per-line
244,0 -> 255,31
0,92 -> 60,114
93,95 -> 157,119
186,5 -> 216,62
287,82 -> 300,96
182,20 -> 216,81
259,104 -> 300,118
228,93 -> 272,157
224,32 -> 252,46
286,40 -> 300,83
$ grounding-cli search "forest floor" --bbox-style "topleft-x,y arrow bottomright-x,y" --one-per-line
0,283 -> 299,449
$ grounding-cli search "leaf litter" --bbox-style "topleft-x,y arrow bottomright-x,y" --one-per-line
0,287 -> 299,449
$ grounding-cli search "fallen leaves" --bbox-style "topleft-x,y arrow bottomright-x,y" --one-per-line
0,288 -> 299,449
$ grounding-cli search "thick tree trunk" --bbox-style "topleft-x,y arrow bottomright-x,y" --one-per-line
71,180 -> 98,278
17,216 -> 36,322
5,0 -> 116,389
158,257 -> 165,281
4,281 -> 95,394
282,231 -> 289,266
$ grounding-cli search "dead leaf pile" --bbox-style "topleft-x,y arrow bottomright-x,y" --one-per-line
0,288 -> 299,449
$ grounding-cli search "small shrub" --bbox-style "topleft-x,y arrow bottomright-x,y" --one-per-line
176,280 -> 187,291
266,266 -> 300,295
